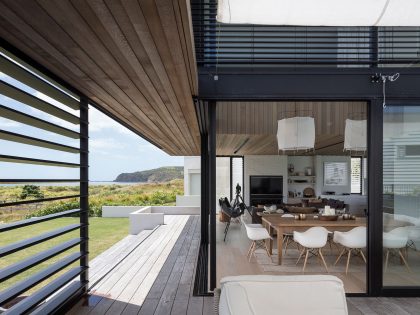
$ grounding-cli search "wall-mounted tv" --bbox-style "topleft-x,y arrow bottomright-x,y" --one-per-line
250,176 -> 283,195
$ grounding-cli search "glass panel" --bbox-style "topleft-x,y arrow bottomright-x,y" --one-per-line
216,157 -> 231,209
383,105 -> 420,286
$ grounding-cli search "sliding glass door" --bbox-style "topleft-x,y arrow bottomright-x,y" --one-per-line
383,104 -> 420,287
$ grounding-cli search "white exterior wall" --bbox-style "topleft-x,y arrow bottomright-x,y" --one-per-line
183,156 -> 201,195
176,195 -> 201,206
102,206 -> 143,217
244,155 -> 288,205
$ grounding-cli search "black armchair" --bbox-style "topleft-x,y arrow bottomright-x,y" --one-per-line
219,197 -> 245,242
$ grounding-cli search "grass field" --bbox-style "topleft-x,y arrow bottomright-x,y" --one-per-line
0,217 -> 129,292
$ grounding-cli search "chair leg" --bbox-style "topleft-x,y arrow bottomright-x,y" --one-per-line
398,250 -> 412,273
318,249 -> 329,273
223,220 -> 231,242
385,250 -> 390,272
296,248 -> 305,265
334,248 -> 346,266
360,249 -> 367,263
247,241 -> 254,258
284,235 -> 290,255
302,249 -> 309,273
264,240 -> 271,257
248,241 -> 255,262
346,249 -> 352,275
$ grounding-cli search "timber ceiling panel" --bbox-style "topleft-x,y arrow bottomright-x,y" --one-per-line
216,101 -> 367,156
0,0 -> 199,155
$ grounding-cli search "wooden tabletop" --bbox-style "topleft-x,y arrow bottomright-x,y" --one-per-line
262,216 -> 367,227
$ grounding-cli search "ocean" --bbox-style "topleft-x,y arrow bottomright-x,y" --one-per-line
0,181 -> 142,187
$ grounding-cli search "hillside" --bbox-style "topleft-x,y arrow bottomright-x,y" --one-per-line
114,166 -> 184,183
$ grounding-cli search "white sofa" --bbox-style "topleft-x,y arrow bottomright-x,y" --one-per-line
219,275 -> 348,315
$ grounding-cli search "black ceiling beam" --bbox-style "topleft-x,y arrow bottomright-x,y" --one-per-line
198,67 -> 420,100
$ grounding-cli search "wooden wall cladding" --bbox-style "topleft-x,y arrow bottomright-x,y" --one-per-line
0,0 -> 199,155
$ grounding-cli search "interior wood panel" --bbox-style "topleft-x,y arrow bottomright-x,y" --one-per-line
216,101 -> 367,155
0,0 -> 199,155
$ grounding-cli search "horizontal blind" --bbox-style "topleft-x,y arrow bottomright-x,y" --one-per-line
192,0 -> 420,67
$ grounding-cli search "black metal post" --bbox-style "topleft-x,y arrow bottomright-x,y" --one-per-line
230,157 -> 233,201
201,132 -> 209,246
370,27 -> 379,68
208,101 -> 217,291
80,97 -> 89,291
367,99 -> 383,296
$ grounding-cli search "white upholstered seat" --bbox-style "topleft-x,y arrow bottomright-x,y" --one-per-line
219,275 -> 348,315
333,226 -> 367,274
243,221 -> 271,261
293,227 -> 329,272
383,227 -> 411,272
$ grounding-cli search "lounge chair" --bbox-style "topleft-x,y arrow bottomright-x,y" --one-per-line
217,275 -> 348,315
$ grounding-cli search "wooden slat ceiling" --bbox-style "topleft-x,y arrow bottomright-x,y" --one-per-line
217,101 -> 367,156
0,0 -> 200,156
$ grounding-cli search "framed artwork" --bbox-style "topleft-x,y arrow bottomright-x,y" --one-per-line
324,162 -> 348,186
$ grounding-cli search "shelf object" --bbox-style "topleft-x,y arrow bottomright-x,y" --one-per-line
288,175 -> 316,184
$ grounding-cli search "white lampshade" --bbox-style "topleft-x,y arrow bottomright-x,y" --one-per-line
217,0 -> 420,26
344,119 -> 367,151
277,117 -> 315,151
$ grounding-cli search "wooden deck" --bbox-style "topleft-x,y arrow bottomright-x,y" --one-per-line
68,215 -> 212,315
68,214 -> 420,315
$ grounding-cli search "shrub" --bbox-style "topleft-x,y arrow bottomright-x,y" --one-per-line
20,185 -> 44,200
25,200 -> 80,218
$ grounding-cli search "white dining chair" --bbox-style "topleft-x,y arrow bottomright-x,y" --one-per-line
281,214 -> 298,255
383,227 -> 411,272
333,226 -> 367,274
243,220 -> 272,262
294,227 -> 330,272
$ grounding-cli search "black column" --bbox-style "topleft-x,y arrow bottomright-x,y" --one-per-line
201,134 -> 209,246
368,99 -> 383,296
208,101 -> 217,291
80,97 -> 89,291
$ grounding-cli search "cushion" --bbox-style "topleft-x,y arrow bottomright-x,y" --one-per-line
309,198 -> 323,204
286,206 -> 318,214
219,275 -> 348,315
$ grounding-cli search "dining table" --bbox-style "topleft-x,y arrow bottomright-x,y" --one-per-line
261,215 -> 367,265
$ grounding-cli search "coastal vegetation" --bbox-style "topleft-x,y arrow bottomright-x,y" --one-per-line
0,179 -> 183,223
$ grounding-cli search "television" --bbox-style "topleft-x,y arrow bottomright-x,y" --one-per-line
250,176 -> 283,195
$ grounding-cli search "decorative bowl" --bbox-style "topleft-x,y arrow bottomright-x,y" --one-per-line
319,215 -> 339,221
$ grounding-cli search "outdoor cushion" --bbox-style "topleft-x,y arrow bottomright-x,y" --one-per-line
219,275 -> 348,315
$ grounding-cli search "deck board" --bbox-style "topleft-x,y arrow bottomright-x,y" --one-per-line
68,214 -> 420,315
68,215 -> 212,315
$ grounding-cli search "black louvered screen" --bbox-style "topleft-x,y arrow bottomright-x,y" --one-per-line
192,0 -> 420,67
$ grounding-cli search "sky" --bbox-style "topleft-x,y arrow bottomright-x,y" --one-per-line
0,71 -> 184,181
